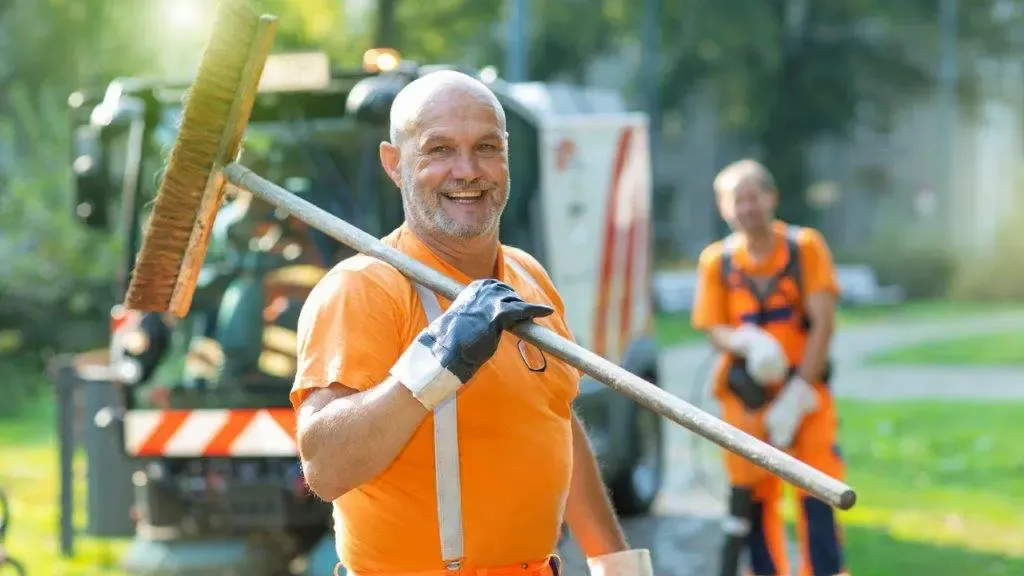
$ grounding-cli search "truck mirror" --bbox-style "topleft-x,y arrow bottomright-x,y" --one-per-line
72,125 -> 110,229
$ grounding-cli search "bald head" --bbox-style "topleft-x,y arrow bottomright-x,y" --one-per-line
713,158 -> 777,198
388,70 -> 506,147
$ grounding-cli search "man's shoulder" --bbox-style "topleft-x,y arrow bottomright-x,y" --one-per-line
696,240 -> 726,271
783,223 -> 830,252
304,253 -> 410,312
502,245 -> 565,305
503,245 -> 552,282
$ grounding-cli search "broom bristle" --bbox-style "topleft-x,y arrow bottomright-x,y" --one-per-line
124,0 -> 275,315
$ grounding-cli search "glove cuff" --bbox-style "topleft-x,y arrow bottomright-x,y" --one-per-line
586,549 -> 653,576
787,376 -> 819,410
389,333 -> 464,410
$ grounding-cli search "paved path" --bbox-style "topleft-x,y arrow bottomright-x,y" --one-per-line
664,310 -> 1024,404
557,310 -> 1024,575
828,311 -> 1024,401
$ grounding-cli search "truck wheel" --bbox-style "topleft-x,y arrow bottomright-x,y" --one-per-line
611,377 -> 664,517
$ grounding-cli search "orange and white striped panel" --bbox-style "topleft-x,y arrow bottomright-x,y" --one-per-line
124,408 -> 298,458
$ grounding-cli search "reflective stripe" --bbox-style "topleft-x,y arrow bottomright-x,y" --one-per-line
412,283 -> 465,568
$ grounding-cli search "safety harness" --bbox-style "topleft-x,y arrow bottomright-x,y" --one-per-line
720,224 -> 809,333
720,225 -> 831,409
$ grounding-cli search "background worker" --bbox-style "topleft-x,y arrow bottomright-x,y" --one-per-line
290,70 -> 653,576
691,159 -> 849,576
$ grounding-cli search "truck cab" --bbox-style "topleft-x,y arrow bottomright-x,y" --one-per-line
67,50 -> 662,574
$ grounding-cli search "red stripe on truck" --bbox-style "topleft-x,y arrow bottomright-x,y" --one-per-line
593,126 -> 633,359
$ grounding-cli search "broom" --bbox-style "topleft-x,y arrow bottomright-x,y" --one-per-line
124,0 -> 857,511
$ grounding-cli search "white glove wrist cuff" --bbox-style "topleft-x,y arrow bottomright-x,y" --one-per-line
389,339 -> 463,410
789,376 -> 818,409
586,549 -> 653,576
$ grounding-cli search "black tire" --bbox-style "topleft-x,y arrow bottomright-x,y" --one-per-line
610,377 -> 664,517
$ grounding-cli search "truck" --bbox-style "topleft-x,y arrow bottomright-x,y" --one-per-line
63,48 -> 663,575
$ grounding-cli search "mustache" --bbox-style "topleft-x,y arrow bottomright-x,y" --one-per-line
439,179 -> 498,194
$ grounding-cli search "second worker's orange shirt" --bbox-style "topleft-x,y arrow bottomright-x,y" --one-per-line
291,223 -> 581,573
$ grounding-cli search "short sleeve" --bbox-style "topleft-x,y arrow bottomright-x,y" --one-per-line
289,262 -> 405,410
798,228 -> 840,298
690,244 -> 729,330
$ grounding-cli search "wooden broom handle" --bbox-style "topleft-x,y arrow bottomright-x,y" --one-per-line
222,162 -> 857,511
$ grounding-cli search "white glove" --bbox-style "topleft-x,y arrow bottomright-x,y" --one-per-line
764,376 -> 819,448
727,324 -> 788,385
389,279 -> 553,409
587,549 -> 653,576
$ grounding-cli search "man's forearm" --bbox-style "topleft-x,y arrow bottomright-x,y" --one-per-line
298,376 -> 429,501
564,413 -> 628,557
797,323 -> 833,384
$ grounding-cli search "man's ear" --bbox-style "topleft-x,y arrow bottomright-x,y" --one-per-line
379,141 -> 402,188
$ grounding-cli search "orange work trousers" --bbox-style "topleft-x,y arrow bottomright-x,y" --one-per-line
342,556 -> 560,576
719,384 -> 848,576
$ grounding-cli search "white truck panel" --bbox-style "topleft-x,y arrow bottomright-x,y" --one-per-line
536,113 -> 653,363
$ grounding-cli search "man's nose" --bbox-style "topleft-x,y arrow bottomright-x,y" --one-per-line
449,149 -> 482,180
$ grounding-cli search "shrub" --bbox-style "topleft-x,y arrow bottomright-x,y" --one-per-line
837,223 -> 957,300
948,213 -> 1024,302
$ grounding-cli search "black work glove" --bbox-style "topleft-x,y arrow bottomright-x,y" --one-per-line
390,279 -> 554,409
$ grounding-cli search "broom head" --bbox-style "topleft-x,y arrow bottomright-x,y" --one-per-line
123,0 -> 278,317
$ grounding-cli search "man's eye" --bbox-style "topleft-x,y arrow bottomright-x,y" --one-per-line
429,146 -> 450,154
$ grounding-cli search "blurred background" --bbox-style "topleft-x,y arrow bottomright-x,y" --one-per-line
1,0 -> 1024,574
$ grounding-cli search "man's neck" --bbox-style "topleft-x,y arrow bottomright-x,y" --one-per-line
416,226 -> 500,280
743,227 -> 776,262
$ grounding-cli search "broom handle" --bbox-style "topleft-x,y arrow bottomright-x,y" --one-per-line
223,162 -> 857,511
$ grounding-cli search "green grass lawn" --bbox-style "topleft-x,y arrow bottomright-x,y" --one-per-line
654,299 -> 1024,348
0,400 -> 131,575
867,330 -> 1024,365
833,400 -> 1024,575
3,396 -> 1024,575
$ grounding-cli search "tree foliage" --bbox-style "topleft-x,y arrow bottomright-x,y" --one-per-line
655,0 -> 1024,224
0,0 -> 1021,363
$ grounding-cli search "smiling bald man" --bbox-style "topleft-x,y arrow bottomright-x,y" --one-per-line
291,71 -> 653,576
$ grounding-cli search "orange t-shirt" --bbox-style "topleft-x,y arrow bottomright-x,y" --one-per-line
290,223 -> 581,573
691,221 -> 839,388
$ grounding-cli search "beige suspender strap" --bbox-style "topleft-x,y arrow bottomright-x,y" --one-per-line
412,283 -> 465,570
411,258 -> 538,568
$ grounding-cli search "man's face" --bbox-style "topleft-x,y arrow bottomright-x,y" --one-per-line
397,92 -> 509,240
718,178 -> 775,235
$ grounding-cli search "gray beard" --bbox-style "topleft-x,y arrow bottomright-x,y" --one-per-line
400,173 -> 509,240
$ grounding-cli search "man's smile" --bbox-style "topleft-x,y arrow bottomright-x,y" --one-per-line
441,189 -> 487,204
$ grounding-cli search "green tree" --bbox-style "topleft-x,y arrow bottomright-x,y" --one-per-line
655,0 -> 1024,226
